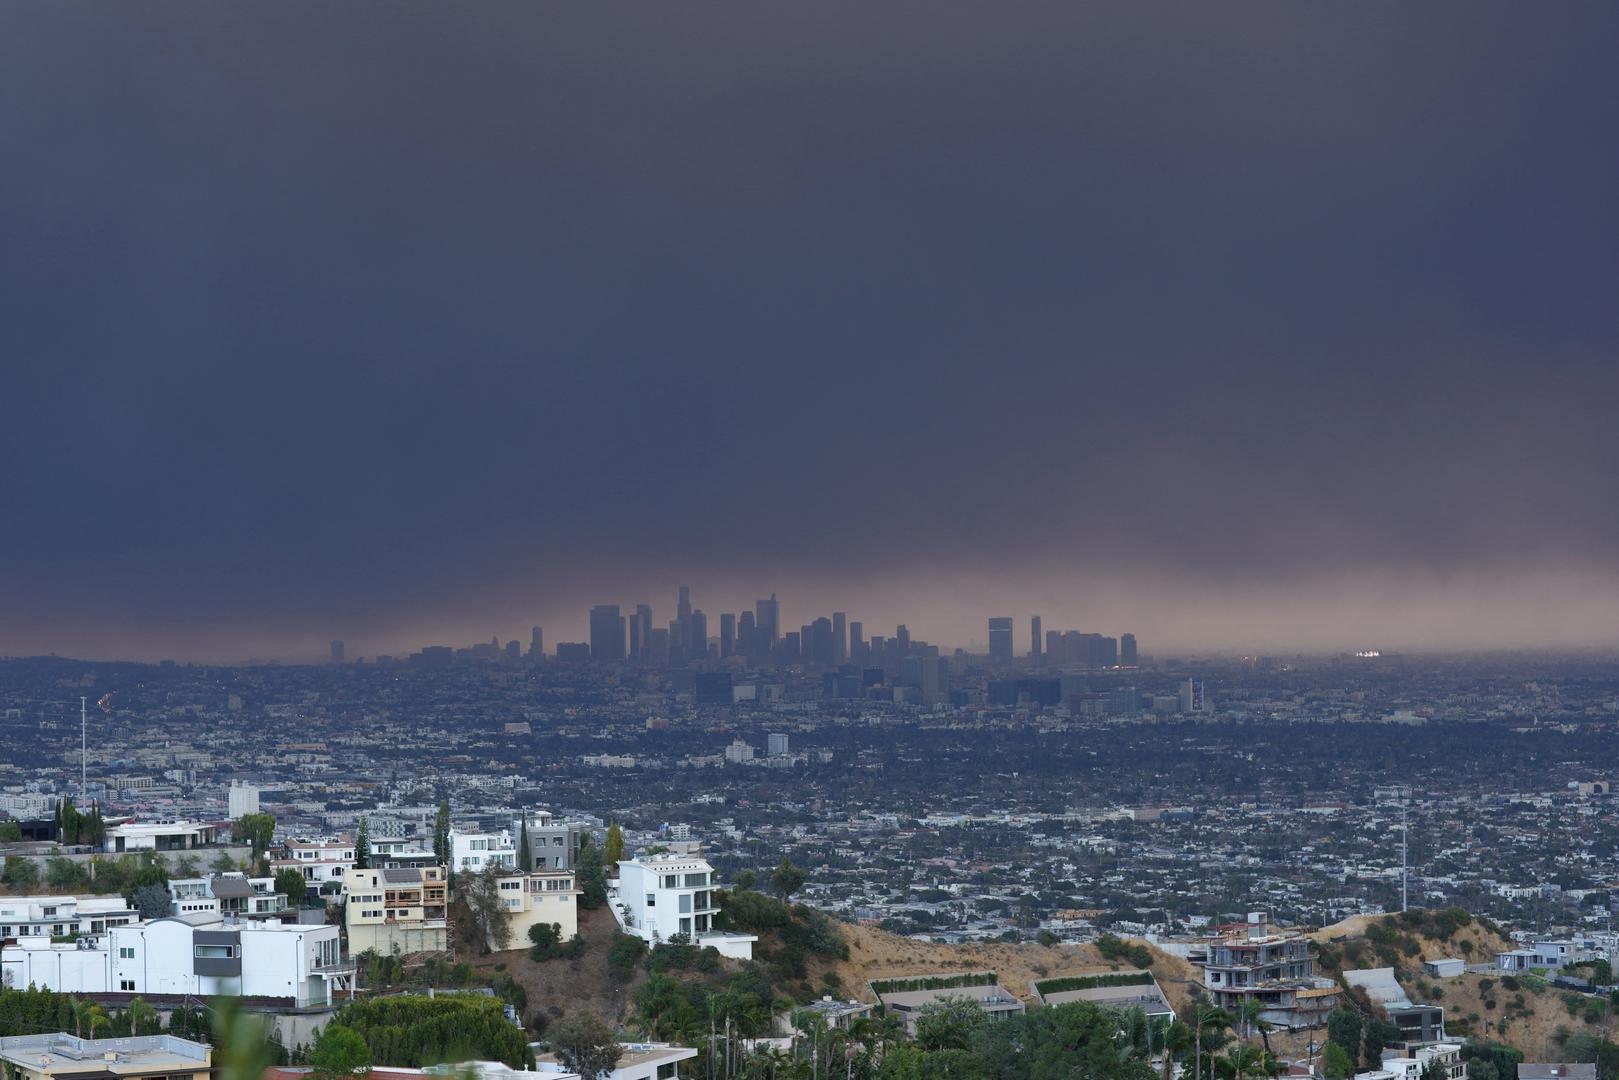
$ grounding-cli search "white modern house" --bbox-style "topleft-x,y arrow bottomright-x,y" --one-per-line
102,821 -> 221,854
0,896 -> 138,940
612,854 -> 754,960
168,874 -> 291,921
449,829 -> 518,874
271,837 -> 356,891
1,915 -> 351,1007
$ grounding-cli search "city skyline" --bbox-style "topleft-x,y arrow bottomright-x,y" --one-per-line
5,4 -> 1619,661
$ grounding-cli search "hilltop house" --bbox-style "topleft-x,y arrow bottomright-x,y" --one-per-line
342,866 -> 449,954
611,854 -> 755,959
1197,913 -> 1340,1029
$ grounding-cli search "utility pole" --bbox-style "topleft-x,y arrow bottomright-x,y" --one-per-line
80,696 -> 88,798
1401,800 -> 1409,914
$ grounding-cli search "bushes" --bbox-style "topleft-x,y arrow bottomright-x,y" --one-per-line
608,932 -> 648,980
527,922 -> 584,963
331,993 -> 533,1068
870,973 -> 999,995
1034,971 -> 1154,997
1096,934 -> 1154,969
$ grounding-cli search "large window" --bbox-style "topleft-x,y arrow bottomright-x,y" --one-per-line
194,945 -> 235,959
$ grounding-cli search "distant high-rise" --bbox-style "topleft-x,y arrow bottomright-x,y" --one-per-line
738,610 -> 758,660
646,627 -> 671,666
636,605 -> 653,659
530,626 -> 544,659
628,613 -> 642,659
767,733 -> 790,757
589,605 -> 627,662
504,639 -> 521,661
1121,633 -> 1138,666
690,610 -> 708,661
227,781 -> 259,819
1180,678 -> 1208,714
719,613 -> 736,658
1030,616 -> 1042,660
756,594 -> 780,646
849,620 -> 866,665
832,612 -> 847,665
678,585 -> 692,620
810,616 -> 834,666
987,618 -> 1013,664
895,624 -> 910,655
329,639 -> 345,664
1045,629 -> 1062,661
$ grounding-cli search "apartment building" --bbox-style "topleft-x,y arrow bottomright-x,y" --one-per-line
1,915 -> 349,1008
271,837 -> 356,891
449,829 -> 517,874
0,896 -> 138,941
1198,913 -> 1339,1029
342,866 -> 449,955
168,874 -> 291,921
1359,1042 -> 1466,1079
0,1034 -> 212,1080
612,854 -> 754,959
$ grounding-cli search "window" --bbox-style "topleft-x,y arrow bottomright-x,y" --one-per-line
646,894 -> 656,907
551,837 -> 563,847
120,947 -> 136,959
119,978 -> 136,991
658,1063 -> 677,1079
194,945 -> 235,959
679,918 -> 691,935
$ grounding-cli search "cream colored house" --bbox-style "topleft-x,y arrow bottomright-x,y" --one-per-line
342,865 -> 449,955
492,869 -> 581,951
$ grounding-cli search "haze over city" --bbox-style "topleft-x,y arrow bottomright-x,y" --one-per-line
4,2 -> 1618,662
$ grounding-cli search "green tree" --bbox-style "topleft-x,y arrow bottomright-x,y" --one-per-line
769,857 -> 806,903
456,867 -> 513,953
275,868 -> 308,904
354,817 -> 370,870
232,813 -> 277,861
127,997 -> 159,1036
913,996 -> 985,1052
603,823 -> 624,866
132,883 -> 173,921
576,836 -> 608,909
1420,1060 -> 1447,1080
1326,1008 -> 1363,1065
551,1012 -> 622,1080
0,821 -> 21,842
1321,1042 -> 1354,1080
432,802 -> 451,869
732,868 -> 756,891
1,856 -> 39,888
517,819 -> 531,871
211,851 -> 239,873
309,1023 -> 371,1078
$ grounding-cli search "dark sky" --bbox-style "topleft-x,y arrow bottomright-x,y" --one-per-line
4,3 -> 1619,660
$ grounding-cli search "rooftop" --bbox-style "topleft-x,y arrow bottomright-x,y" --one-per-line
0,1034 -> 210,1074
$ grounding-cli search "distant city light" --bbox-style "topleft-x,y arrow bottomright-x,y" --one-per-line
1355,650 -> 1381,658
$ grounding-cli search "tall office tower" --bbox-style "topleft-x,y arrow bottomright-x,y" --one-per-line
756,594 -> 780,646
849,620 -> 866,665
628,613 -> 642,659
504,639 -> 522,661
689,610 -> 708,661
530,626 -> 544,659
767,733 -> 790,757
227,781 -> 260,819
589,605 -> 627,661
719,613 -> 736,658
1030,616 -> 1042,660
799,624 -> 813,659
646,627 -> 671,666
637,605 -> 653,658
738,610 -> 757,659
1121,633 -> 1138,666
1179,677 -> 1208,714
810,616 -> 834,666
1045,629 -> 1062,660
678,585 -> 692,620
832,612 -> 847,664
1062,630 -> 1082,665
895,624 -> 910,656
781,631 -> 801,660
987,617 -> 1014,664
329,639 -> 345,664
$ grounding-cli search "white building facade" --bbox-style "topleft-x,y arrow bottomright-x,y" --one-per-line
612,854 -> 754,960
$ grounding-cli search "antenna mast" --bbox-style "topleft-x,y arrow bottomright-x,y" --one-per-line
80,696 -> 88,798
1401,798 -> 1409,914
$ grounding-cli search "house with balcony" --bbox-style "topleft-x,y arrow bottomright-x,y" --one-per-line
493,869 -> 580,951
271,836 -> 356,893
0,896 -> 138,942
449,829 -> 517,874
612,854 -> 754,959
102,821 -> 221,854
513,810 -> 594,872
342,866 -> 449,955
1197,913 -> 1339,1029
168,874 -> 291,921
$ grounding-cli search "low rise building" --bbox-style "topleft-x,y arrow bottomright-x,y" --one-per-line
1,915 -> 349,1007
271,837 -> 356,891
870,973 -> 1025,1037
450,829 -> 517,875
1198,913 -> 1339,1029
535,1041 -> 698,1080
0,896 -> 138,941
0,1033 -> 212,1080
168,874 -> 291,921
103,821 -> 221,854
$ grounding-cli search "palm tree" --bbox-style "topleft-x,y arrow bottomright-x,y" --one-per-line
82,1004 -> 109,1040
128,997 -> 157,1037
1189,1004 -> 1231,1080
